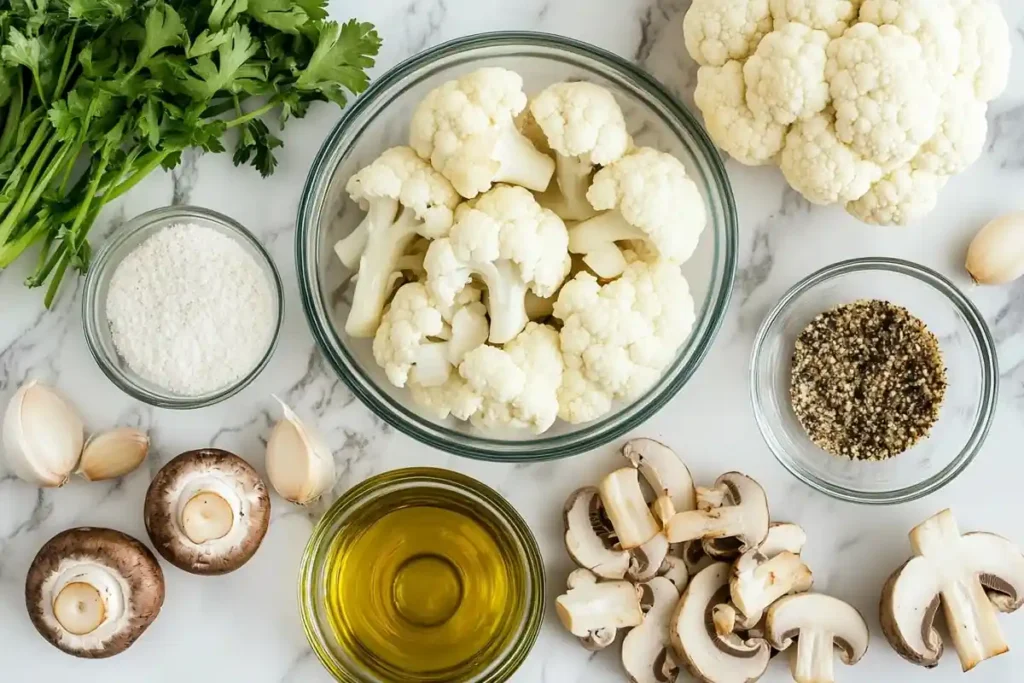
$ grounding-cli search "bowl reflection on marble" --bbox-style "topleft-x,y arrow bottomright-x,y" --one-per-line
296,32 -> 738,461
751,258 -> 998,505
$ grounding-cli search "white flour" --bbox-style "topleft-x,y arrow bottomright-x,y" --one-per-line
106,223 -> 276,396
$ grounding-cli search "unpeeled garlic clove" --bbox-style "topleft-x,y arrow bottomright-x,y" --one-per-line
266,398 -> 336,505
966,212 -> 1024,285
2,381 -> 84,487
77,428 -> 149,482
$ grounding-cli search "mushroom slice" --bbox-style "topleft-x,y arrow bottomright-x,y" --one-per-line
660,555 -> 689,592
681,540 -> 716,576
622,438 -> 697,513
564,487 -> 630,579
665,472 -> 770,560
599,467 -> 661,550
880,508 -> 1024,671
556,569 -> 643,650
766,593 -> 870,683
760,522 -> 807,557
730,550 -> 813,630
144,449 -> 271,575
671,562 -> 771,682
623,576 -> 683,683
25,528 -> 164,658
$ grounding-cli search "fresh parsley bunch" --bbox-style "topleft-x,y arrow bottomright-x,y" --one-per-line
0,0 -> 381,306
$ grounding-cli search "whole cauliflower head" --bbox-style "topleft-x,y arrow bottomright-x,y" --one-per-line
552,253 -> 696,424
410,67 -> 555,199
684,0 -> 1012,225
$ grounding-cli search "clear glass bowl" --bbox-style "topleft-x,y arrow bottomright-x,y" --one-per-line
298,468 -> 545,683
82,205 -> 283,409
295,32 -> 738,461
751,258 -> 998,505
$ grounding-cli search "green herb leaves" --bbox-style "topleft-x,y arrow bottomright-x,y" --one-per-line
0,0 -> 381,305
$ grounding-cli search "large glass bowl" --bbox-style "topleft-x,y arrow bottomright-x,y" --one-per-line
751,258 -> 998,505
296,32 -> 738,461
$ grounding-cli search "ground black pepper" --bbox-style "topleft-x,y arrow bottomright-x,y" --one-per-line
789,299 -> 947,461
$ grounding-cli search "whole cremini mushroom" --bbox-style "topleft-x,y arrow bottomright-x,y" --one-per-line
25,528 -> 164,658
144,449 -> 270,575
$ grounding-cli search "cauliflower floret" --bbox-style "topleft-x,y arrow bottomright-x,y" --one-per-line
859,0 -> 962,85
744,23 -> 831,125
913,80 -> 988,176
409,67 -> 555,199
338,147 -> 461,337
770,0 -> 862,38
846,167 -> 947,225
694,61 -> 787,166
410,375 -> 482,421
952,0 -> 1011,102
460,323 -> 564,433
424,185 -> 570,344
779,113 -> 883,205
529,82 -> 632,221
566,148 -> 707,279
684,0 -> 774,66
825,23 -> 939,170
553,254 -> 696,424
373,282 -> 488,389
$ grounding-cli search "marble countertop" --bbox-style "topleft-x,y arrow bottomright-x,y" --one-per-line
2,1 -> 1024,681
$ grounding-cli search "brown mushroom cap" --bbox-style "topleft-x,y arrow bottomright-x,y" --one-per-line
25,527 -> 164,658
144,449 -> 270,575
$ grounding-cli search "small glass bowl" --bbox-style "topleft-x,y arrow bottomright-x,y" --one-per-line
296,32 -> 738,461
299,468 -> 545,683
751,258 -> 997,505
82,205 -> 283,409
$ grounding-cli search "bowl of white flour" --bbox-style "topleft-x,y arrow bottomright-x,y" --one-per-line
83,206 -> 283,408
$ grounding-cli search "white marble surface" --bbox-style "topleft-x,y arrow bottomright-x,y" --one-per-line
2,1 -> 1024,681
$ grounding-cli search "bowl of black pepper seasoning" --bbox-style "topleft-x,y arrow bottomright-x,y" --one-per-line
751,258 -> 997,505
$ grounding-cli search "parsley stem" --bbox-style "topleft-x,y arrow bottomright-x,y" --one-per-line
43,251 -> 69,308
104,150 -> 172,203
0,132 -> 60,244
0,77 -> 24,159
225,99 -> 279,129
52,24 -> 79,101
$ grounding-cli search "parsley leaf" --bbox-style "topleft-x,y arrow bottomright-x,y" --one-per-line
294,20 -> 380,106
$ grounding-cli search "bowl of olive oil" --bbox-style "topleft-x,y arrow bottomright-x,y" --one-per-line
299,468 -> 545,682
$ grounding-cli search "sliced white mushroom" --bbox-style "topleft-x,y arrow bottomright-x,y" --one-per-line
660,555 -> 689,592
881,509 -> 1024,671
623,576 -> 682,683
665,472 -> 770,560
767,593 -> 870,683
600,467 -> 661,550
760,522 -> 807,557
25,528 -> 164,658
681,540 -> 716,577
622,438 -> 697,513
671,562 -> 771,682
144,449 -> 271,575
556,571 -> 643,651
730,550 -> 813,626
564,487 -> 630,579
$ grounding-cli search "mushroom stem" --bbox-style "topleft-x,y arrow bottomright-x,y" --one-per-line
599,468 -> 661,550
792,629 -> 834,683
181,492 -> 234,544
53,582 -> 105,635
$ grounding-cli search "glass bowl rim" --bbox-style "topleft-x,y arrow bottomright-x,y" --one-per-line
297,467 -> 546,683
295,30 -> 739,462
750,256 -> 998,505
82,204 -> 284,409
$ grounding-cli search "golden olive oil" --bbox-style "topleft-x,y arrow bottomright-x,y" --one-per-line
323,485 -> 528,681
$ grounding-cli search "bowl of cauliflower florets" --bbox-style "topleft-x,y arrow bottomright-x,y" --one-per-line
683,0 -> 1011,225
295,32 -> 738,461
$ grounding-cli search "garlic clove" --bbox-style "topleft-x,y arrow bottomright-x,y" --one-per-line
77,428 -> 149,482
966,212 -> 1024,285
2,381 -> 84,487
266,397 -> 336,505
